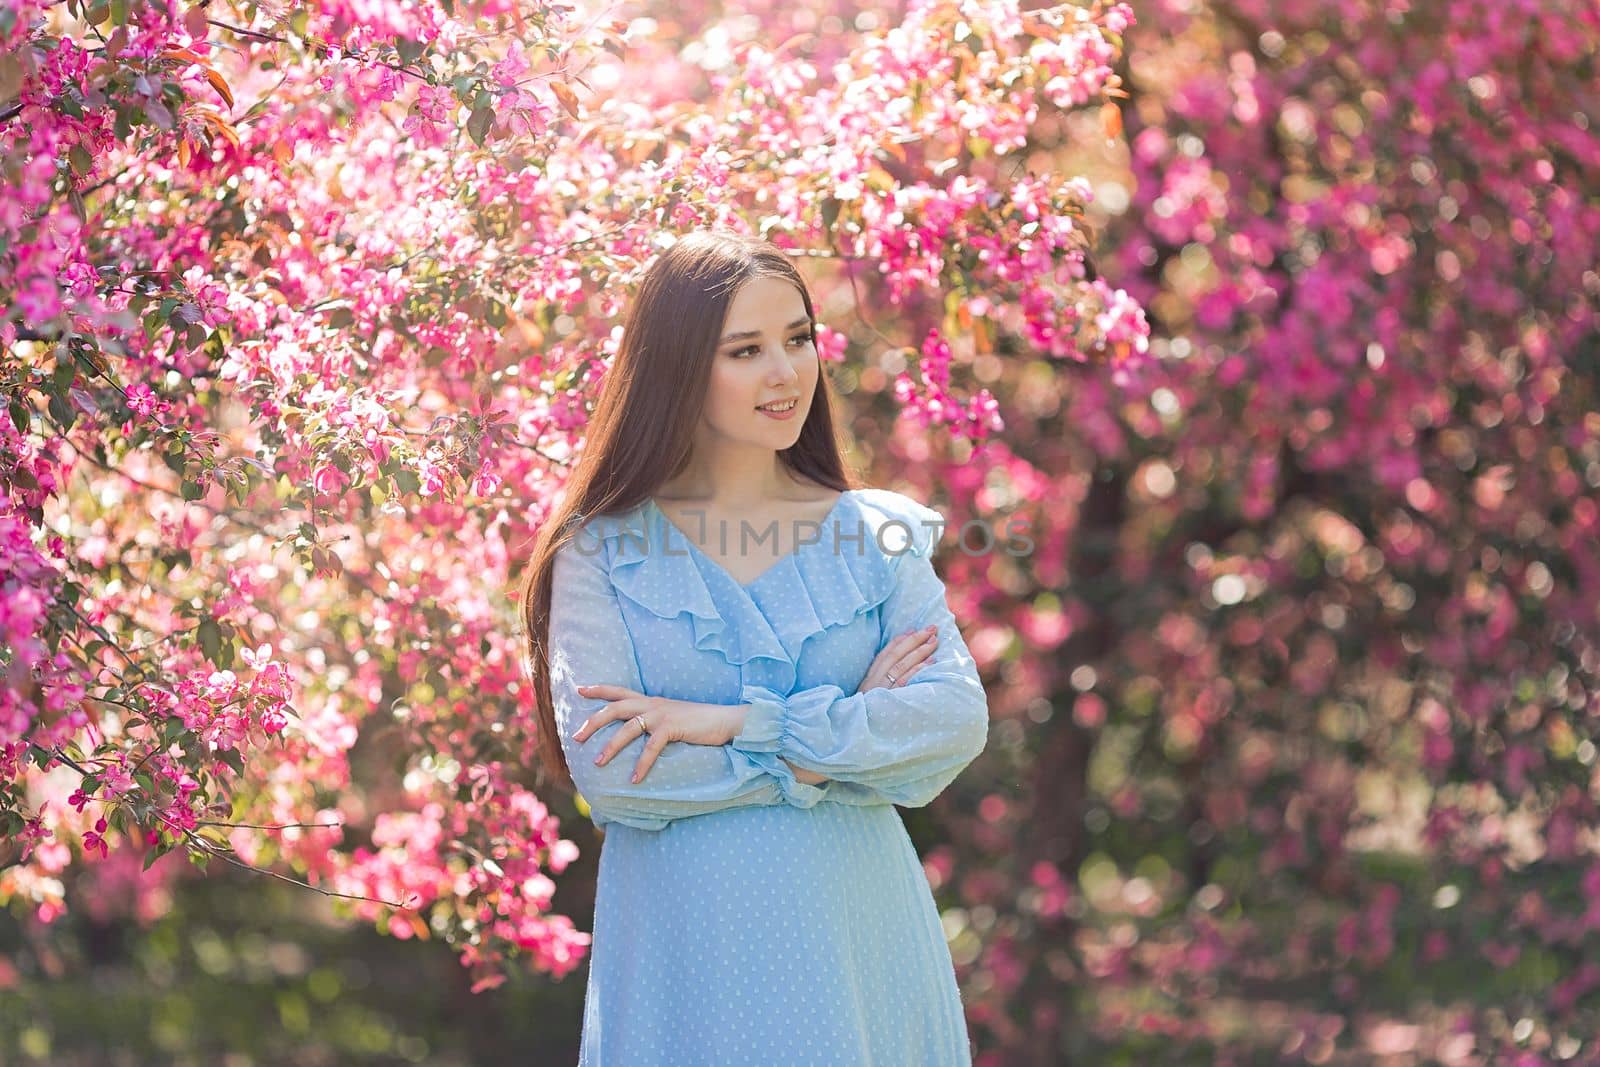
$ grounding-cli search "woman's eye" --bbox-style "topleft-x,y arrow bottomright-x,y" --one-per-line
732,335 -> 812,358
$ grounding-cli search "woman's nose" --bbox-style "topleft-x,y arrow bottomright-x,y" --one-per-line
767,348 -> 799,382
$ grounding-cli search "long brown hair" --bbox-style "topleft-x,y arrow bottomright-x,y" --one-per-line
517,229 -> 857,792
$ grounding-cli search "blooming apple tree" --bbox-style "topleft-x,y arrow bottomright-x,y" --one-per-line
1,0 -> 1141,996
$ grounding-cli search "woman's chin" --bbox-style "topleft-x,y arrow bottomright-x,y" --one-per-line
752,409 -> 806,435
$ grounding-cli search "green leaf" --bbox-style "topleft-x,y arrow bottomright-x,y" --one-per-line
395,37 -> 426,66
821,196 -> 841,236
197,615 -> 222,663
48,393 -> 75,428
467,106 -> 494,147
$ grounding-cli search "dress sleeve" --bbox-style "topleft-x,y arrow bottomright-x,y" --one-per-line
548,537 -> 786,831
727,512 -> 990,808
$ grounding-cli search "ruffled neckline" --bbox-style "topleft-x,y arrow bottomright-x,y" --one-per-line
645,490 -> 856,591
580,488 -> 910,685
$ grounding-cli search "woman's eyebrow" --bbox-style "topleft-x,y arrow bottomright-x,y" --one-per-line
720,316 -> 811,344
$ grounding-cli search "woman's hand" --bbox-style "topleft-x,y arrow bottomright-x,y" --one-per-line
858,625 -> 940,693
787,628 -> 938,787
572,686 -> 744,783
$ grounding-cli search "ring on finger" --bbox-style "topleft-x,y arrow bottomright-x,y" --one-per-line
633,715 -> 649,735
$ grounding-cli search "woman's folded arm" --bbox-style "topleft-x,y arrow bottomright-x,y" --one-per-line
728,534 -> 990,808
549,539 -> 790,831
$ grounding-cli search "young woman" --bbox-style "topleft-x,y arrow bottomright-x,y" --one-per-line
519,229 -> 990,1065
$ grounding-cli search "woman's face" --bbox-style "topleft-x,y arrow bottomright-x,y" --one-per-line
700,275 -> 819,449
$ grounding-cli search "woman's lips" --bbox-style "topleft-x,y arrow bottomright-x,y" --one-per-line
757,400 -> 799,420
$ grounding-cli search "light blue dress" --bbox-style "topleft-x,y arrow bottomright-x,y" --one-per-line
547,487 -> 990,1066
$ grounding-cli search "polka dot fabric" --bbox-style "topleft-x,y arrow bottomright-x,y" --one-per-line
548,488 -> 990,1065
